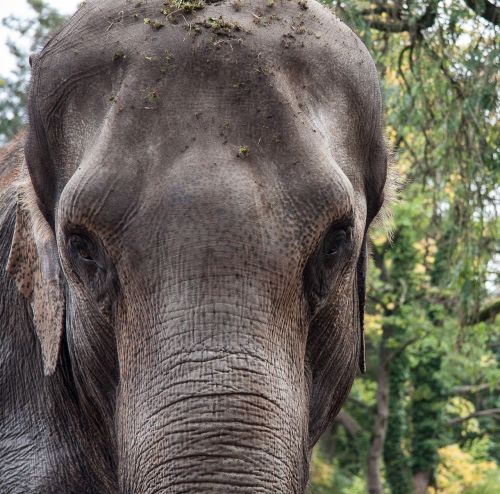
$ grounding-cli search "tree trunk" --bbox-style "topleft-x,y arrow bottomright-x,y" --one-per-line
367,360 -> 390,494
413,470 -> 431,494
334,410 -> 361,436
384,351 -> 412,494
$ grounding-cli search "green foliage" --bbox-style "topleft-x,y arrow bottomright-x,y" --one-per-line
310,446 -> 367,494
411,355 -> 444,476
0,0 -> 65,143
463,469 -> 500,494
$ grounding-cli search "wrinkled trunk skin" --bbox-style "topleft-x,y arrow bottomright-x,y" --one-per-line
115,276 -> 309,492
117,331 -> 308,492
119,358 -> 307,491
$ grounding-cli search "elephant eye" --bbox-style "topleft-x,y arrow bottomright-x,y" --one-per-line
323,226 -> 353,258
67,234 -> 98,264
77,246 -> 93,261
64,229 -> 118,317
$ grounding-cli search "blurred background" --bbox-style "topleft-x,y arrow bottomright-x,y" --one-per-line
0,1 -> 498,493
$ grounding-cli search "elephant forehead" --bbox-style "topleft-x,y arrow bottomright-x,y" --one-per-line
35,0 -> 379,124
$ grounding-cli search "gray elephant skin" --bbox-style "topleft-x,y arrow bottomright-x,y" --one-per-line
0,0 -> 391,492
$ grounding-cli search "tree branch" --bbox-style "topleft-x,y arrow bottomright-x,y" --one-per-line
383,335 -> 421,366
334,410 -> 362,436
447,408 -> 500,425
365,18 -> 413,33
348,395 -> 376,412
398,45 -> 413,94
467,298 -> 500,325
449,382 -> 499,395
464,0 -> 500,25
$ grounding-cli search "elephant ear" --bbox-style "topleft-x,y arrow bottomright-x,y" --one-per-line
7,167 -> 64,376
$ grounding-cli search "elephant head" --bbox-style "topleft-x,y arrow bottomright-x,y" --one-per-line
6,0 -> 391,491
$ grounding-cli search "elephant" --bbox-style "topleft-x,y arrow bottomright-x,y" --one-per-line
0,0 -> 392,492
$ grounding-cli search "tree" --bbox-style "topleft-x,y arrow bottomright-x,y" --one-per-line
0,0 -> 65,143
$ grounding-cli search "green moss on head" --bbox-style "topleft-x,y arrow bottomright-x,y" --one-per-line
291,19 -> 308,35
140,87 -> 159,106
252,10 -> 281,27
238,145 -> 250,157
144,17 -> 165,30
161,0 -> 205,18
204,16 -> 242,36
147,89 -> 159,103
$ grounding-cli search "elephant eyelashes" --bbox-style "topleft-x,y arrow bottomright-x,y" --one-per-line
74,242 -> 93,262
323,226 -> 353,259
66,232 -> 109,286
68,234 -> 99,265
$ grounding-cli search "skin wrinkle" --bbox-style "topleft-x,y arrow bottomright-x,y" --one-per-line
138,351 -> 278,383
150,448 -> 279,471
144,374 -> 295,415
0,1 -> 392,492
135,410 -> 286,449
120,342 -> 308,488
43,66 -> 109,126
133,416 -> 294,475
150,459 -> 281,481
138,342 -> 295,390
144,390 -> 289,423
137,434 -> 298,489
117,294 -> 306,486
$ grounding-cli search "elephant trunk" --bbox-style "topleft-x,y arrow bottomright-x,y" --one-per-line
116,316 -> 309,493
